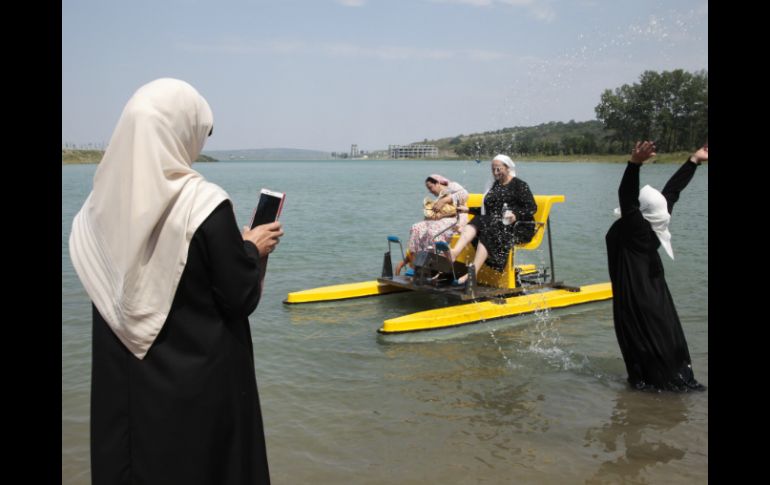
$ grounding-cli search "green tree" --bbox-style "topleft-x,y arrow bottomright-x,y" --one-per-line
595,69 -> 707,153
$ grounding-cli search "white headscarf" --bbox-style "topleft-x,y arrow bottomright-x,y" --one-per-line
481,154 -> 516,215
69,78 -> 229,359
638,185 -> 673,260
614,184 -> 673,260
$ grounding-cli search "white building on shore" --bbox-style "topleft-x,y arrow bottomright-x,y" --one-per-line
388,144 -> 438,159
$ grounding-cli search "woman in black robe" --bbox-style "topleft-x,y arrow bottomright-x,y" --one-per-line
469,175 -> 537,269
605,141 -> 707,392
70,79 -> 284,484
449,154 -> 537,284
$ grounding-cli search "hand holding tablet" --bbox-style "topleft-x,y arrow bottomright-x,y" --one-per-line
250,189 -> 285,229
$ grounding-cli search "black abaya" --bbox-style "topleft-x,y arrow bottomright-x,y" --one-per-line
469,178 -> 537,269
605,161 -> 704,392
91,200 -> 271,484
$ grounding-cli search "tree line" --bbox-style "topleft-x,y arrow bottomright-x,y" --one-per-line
448,69 -> 707,157
450,121 -> 608,158
596,69 -> 707,153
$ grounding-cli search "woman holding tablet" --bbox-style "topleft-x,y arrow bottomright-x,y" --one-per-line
69,78 -> 282,484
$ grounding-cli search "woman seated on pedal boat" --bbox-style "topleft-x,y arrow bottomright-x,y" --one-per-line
448,154 -> 537,285
395,174 -> 469,275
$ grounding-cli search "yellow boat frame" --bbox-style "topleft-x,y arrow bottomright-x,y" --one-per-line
284,194 -> 612,334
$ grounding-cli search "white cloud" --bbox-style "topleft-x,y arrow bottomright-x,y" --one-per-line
429,0 -> 555,22
429,0 -> 494,5
179,38 -> 507,62
323,43 -> 454,60
462,49 -> 508,61
499,0 -> 535,5
335,0 -> 366,6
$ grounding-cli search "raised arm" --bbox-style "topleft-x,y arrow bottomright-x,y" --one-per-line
619,141 -> 656,215
662,143 -> 707,215
618,163 -> 641,215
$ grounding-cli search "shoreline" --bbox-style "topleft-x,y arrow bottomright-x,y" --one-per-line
62,149 -> 702,165
62,149 -> 219,164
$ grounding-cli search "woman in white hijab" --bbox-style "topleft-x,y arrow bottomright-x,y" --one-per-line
69,78 -> 283,484
606,140 -> 708,392
448,154 -> 537,284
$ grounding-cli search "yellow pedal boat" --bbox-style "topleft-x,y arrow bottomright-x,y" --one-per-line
284,194 -> 612,334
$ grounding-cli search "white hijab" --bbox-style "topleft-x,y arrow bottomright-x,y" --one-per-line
614,184 -> 674,260
69,78 -> 229,359
481,154 -> 516,215
638,185 -> 673,260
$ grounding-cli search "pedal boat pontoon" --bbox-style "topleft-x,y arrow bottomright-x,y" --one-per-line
284,194 -> 612,334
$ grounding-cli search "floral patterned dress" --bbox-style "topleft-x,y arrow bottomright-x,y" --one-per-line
407,181 -> 468,256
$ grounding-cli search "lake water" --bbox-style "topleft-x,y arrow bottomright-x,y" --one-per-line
62,160 -> 708,484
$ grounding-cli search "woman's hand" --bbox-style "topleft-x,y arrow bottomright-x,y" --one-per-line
689,142 -> 708,164
456,205 -> 469,213
432,195 -> 450,211
630,140 -> 657,165
502,210 -> 516,225
242,221 -> 284,256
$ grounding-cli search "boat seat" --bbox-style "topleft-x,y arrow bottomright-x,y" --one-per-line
451,194 -> 565,288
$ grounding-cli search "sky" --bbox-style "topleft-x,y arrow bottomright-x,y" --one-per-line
62,0 -> 708,153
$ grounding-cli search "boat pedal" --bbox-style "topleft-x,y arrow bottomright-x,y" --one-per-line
434,241 -> 450,252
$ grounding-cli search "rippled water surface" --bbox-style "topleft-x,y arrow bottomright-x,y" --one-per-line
63,160 -> 708,484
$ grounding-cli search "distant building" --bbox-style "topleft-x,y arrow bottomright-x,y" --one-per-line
388,144 -> 438,159
350,144 -> 359,158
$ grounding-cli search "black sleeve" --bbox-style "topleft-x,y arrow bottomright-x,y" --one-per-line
468,206 -> 482,216
619,162 -> 641,216
513,180 -> 537,220
199,201 -> 264,320
661,159 -> 698,215
617,162 -> 650,240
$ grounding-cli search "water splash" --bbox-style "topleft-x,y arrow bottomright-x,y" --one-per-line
489,328 -> 518,368
522,301 -> 600,374
496,6 -> 708,130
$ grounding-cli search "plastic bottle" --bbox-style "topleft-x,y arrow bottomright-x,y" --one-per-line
502,203 -> 512,225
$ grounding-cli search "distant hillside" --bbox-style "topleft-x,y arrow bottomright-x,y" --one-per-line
415,120 -> 613,159
62,149 -> 218,164
204,148 -> 332,160
63,147 -> 331,164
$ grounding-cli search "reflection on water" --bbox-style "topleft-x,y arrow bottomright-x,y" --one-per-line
382,337 -> 557,476
584,390 -> 690,484
64,161 -> 707,484
465,382 -> 550,434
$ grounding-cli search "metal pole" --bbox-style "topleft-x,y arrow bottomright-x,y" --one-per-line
546,216 -> 555,284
